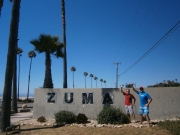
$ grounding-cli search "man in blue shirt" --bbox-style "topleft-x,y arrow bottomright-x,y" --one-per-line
132,85 -> 152,127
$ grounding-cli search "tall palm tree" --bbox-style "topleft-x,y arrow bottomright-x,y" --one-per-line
89,74 -> 94,88
71,66 -> 76,88
61,0 -> 67,88
17,47 -> 23,100
0,0 -> 3,16
100,79 -> 103,88
12,47 -> 22,113
103,80 -> 106,88
30,34 -> 64,88
27,51 -> 36,101
84,72 -> 88,88
1,0 -> 21,132
94,77 -> 98,88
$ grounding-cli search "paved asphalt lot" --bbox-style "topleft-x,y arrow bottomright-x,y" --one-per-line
0,102 -> 34,123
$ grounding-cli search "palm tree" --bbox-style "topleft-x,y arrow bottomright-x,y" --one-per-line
30,34 -> 64,88
94,77 -> 98,88
71,66 -> 76,88
103,80 -> 106,88
175,79 -> 177,82
27,51 -> 36,101
12,47 -> 22,113
100,79 -> 103,87
1,0 -> 21,132
84,72 -> 88,88
17,47 -> 23,100
61,0 -> 67,88
89,74 -> 94,88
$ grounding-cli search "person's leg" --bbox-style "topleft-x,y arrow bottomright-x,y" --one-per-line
139,107 -> 144,124
145,115 -> 151,127
131,114 -> 136,122
140,114 -> 143,124
129,106 -> 136,122
127,114 -> 130,120
144,107 -> 151,127
125,105 -> 130,120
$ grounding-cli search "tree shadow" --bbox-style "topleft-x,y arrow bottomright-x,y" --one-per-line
7,125 -> 65,134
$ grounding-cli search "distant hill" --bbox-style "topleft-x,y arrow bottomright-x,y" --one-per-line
147,80 -> 180,87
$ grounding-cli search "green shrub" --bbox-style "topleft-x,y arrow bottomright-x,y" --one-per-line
97,105 -> 130,124
158,117 -> 180,135
76,113 -> 88,124
54,110 -> 76,124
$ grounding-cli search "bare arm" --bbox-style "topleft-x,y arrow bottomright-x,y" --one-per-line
132,85 -> 138,94
133,96 -> 136,104
120,86 -> 124,94
145,98 -> 152,107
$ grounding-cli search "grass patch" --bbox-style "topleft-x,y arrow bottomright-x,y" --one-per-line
2,124 -> 171,135
158,117 -> 180,135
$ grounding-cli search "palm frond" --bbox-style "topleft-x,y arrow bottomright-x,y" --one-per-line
28,50 -> 36,58
30,34 -> 64,57
84,72 -> 88,76
71,66 -> 76,72
17,47 -> 23,54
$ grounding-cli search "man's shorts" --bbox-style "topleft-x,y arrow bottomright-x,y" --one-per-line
139,106 -> 149,115
125,105 -> 134,115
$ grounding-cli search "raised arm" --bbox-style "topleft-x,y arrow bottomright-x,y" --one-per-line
120,86 -> 124,94
132,84 -> 138,94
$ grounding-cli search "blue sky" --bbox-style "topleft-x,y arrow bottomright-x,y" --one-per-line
0,0 -> 180,95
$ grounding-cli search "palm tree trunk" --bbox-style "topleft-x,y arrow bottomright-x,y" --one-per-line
85,76 -> 86,88
43,52 -> 53,88
0,0 -> 3,16
91,78 -> 92,88
12,45 -> 18,113
27,58 -> 32,101
61,0 -> 67,88
73,72 -> 74,88
0,0 -> 21,132
17,54 -> 21,100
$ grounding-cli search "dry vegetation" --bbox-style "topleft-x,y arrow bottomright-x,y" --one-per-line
1,124 -> 172,135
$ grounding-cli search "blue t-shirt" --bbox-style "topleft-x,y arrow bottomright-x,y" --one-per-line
137,91 -> 151,107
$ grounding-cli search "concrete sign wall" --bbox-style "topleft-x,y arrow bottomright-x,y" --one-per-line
33,87 -> 180,120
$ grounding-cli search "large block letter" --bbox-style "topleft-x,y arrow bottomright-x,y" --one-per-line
102,92 -> 113,104
47,92 -> 56,103
82,93 -> 93,104
64,93 -> 74,104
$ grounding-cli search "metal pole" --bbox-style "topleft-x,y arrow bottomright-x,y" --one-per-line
113,62 -> 121,88
116,64 -> 118,88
